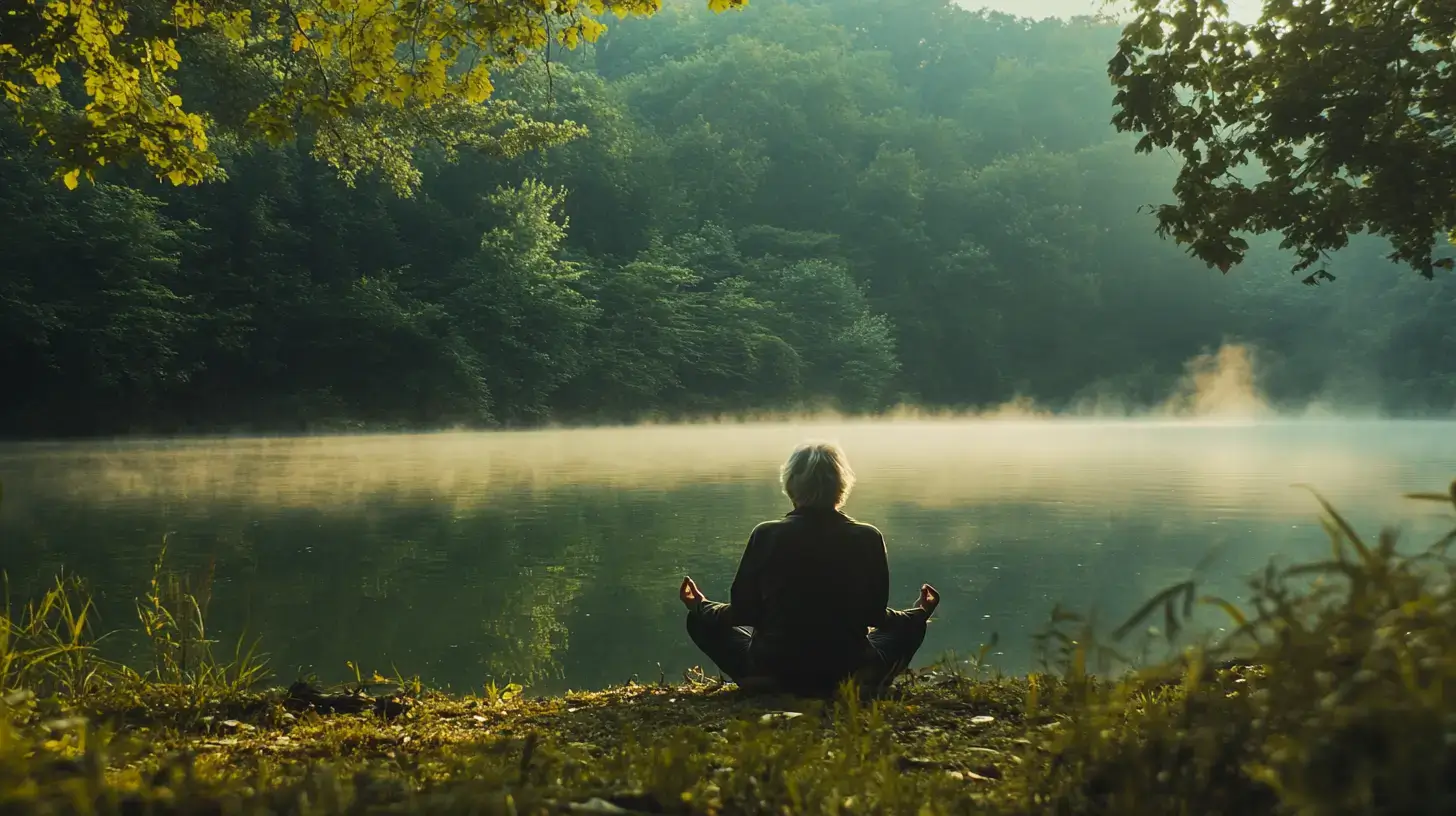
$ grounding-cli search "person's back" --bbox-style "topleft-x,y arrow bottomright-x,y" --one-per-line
679,441 -> 940,698
735,509 -> 890,691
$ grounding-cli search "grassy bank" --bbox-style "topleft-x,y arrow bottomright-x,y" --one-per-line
4,482 -> 1456,814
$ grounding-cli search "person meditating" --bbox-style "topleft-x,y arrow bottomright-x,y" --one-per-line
679,441 -> 940,697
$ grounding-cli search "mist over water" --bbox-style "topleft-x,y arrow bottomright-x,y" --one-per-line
3,413 -> 1454,693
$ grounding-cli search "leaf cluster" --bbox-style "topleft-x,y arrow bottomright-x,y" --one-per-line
0,0 -> 747,192
1110,0 -> 1456,281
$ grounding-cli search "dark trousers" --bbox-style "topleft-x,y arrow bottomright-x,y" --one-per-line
686,608 -> 927,697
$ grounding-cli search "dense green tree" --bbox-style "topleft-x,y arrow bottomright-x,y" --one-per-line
1110,0 -> 1456,280
441,180 -> 596,422
0,125 -> 202,431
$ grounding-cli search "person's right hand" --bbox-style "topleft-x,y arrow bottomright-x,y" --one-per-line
915,583 -> 940,617
680,575 -> 705,609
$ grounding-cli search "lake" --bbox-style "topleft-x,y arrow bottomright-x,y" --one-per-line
2,419 -> 1454,694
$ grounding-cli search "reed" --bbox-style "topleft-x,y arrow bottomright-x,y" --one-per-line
135,540 -> 270,696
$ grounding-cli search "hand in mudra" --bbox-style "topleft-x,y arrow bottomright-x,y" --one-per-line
679,576 -> 705,609
915,583 -> 941,617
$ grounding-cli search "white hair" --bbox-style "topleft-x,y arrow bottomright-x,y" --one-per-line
780,441 -> 855,509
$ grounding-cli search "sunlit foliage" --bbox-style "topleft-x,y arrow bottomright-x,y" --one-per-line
0,0 -> 746,192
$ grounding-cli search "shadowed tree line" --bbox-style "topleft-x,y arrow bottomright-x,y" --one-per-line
3,0 -> 1454,437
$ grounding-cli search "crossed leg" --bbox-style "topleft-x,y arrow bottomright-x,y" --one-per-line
687,607 -> 927,697
685,607 -> 778,692
854,616 -> 929,696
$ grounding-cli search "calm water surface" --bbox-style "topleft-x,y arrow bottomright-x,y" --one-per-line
2,420 -> 1454,693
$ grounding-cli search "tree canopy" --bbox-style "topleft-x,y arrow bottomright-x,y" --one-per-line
1110,0 -> 1456,281
0,0 -> 745,192
4,0 -> 1456,437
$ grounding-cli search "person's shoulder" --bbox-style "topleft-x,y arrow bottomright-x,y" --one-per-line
749,518 -> 788,536
845,517 -> 886,542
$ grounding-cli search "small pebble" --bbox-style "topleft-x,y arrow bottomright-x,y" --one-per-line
566,797 -> 630,814
967,769 -> 997,782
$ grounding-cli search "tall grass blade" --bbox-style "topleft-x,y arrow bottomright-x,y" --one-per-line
1112,580 -> 1195,642
1199,595 -> 1248,629
1294,483 -> 1373,565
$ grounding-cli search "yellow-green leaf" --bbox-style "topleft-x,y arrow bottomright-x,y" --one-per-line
581,17 -> 607,43
31,66 -> 62,88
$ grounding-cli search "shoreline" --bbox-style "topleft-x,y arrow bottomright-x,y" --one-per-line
5,484 -> 1455,813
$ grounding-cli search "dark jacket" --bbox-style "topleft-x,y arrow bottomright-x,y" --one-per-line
696,506 -> 925,689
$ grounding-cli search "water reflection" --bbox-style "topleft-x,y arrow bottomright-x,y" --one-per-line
2,420 -> 1453,692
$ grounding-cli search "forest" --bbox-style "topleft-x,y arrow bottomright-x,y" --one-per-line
3,0 -> 1454,437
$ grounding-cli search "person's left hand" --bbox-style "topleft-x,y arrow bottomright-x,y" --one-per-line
915,583 -> 941,617
680,575 -> 704,609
